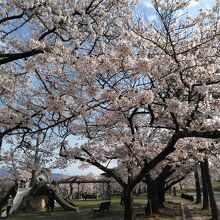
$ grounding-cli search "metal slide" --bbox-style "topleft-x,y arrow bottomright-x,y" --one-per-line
45,184 -> 78,212
1,187 -> 32,218
54,190 -> 79,212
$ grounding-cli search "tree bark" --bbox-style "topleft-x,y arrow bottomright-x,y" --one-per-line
179,182 -> 182,191
123,189 -> 134,220
173,187 -> 176,196
145,165 -> 174,215
0,49 -> 44,65
107,183 -> 111,200
203,158 -> 218,220
30,169 -> 37,187
146,179 -> 160,215
158,183 -> 166,206
200,161 -> 209,209
69,183 -> 73,199
194,166 -> 201,204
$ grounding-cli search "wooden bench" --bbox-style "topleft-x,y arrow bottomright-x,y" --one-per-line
181,193 -> 194,202
92,201 -> 111,216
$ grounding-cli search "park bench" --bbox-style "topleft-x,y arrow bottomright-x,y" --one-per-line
181,193 -> 194,202
92,201 -> 111,216
82,194 -> 98,200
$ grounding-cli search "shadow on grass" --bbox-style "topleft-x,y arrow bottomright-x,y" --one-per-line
7,196 -> 149,220
8,209 -> 124,220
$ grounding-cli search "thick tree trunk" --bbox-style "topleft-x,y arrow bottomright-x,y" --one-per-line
69,183 -> 73,199
200,161 -> 209,209
146,180 -> 160,214
179,182 -> 182,191
107,183 -> 111,200
158,183 -> 166,207
173,187 -> 176,196
194,166 -> 201,204
123,189 -> 134,220
204,158 -> 218,220
30,170 -> 37,187
145,165 -> 174,215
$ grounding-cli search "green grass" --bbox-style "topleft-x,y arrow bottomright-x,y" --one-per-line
6,212 -> 79,220
133,196 -> 148,206
212,181 -> 220,187
211,181 -> 220,192
8,196 -> 148,220
74,196 -> 147,209
7,193 -> 220,220
6,196 -> 183,220
75,197 -> 118,209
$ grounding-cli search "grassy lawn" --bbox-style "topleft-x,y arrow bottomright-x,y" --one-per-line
74,196 -> 148,209
7,195 -> 179,220
6,212 -> 80,220
212,181 -> 220,188
7,196 -> 149,220
212,182 -> 220,192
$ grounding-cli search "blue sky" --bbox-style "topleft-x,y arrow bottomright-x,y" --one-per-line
138,0 -> 216,20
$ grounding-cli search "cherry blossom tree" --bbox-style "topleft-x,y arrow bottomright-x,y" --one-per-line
2,1 -> 220,220
0,0 -> 134,64
0,0 -> 137,161
57,1 -> 220,219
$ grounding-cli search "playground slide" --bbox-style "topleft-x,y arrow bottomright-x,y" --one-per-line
1,187 -> 32,218
54,191 -> 79,212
